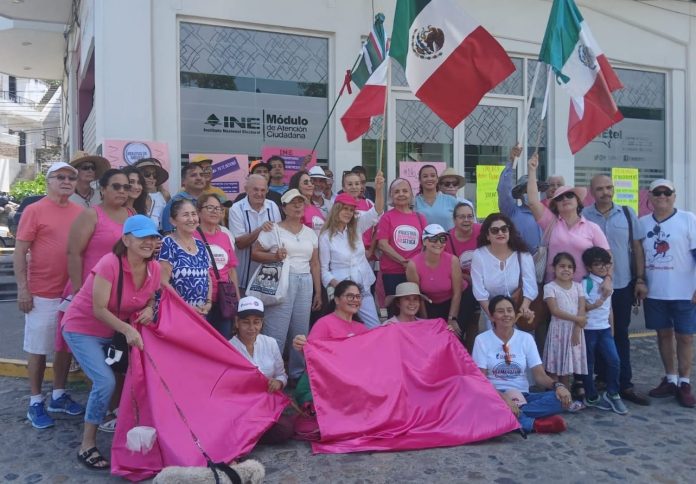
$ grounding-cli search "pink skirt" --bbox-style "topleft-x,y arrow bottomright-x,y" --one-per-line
543,318 -> 587,376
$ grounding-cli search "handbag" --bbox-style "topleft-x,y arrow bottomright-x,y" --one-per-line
511,252 -> 544,332
197,227 -> 238,319
104,256 -> 129,374
533,218 -> 557,284
247,225 -> 290,306
510,252 -> 524,310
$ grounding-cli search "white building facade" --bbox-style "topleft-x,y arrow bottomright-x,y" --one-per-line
2,0 -> 693,208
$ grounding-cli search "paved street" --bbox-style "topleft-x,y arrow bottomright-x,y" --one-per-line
0,335 -> 694,483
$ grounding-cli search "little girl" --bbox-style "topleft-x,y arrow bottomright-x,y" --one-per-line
543,252 -> 588,391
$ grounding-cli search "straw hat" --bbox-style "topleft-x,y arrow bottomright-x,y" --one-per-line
384,282 -> 432,307
132,157 -> 169,186
69,150 -> 110,178
437,168 -> 466,188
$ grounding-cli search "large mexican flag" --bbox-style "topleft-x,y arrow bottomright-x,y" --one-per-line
539,0 -> 623,154
390,0 -> 514,128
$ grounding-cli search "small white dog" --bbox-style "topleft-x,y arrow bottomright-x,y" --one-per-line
153,459 -> 265,484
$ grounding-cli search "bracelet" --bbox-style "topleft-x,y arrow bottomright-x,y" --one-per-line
448,316 -> 458,321
553,382 -> 566,390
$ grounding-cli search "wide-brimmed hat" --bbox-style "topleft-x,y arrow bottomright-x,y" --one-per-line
512,175 -> 549,199
551,185 -> 588,203
333,193 -> 358,207
132,157 -> 169,185
437,168 -> 466,189
280,188 -> 308,205
69,150 -> 110,178
308,166 -> 328,179
384,282 -> 432,307
237,296 -> 264,318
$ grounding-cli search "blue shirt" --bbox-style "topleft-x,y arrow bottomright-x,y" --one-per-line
415,193 -> 458,230
160,191 -> 198,233
268,184 -> 289,195
497,162 -> 542,254
159,236 -> 210,307
582,203 -> 640,289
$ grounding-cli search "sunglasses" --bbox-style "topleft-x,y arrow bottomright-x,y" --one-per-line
78,164 -> 96,171
502,342 -> 513,365
49,174 -> 78,182
142,170 -> 157,179
489,225 -> 509,235
342,293 -> 362,301
651,188 -> 674,197
110,183 -> 132,192
201,205 -> 223,213
553,191 -> 577,201
440,181 -> 459,188
426,235 -> 448,244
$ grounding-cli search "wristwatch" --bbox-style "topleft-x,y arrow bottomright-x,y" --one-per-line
448,316 -> 458,323
553,382 -> 566,390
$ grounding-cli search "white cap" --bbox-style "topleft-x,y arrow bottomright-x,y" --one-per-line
648,178 -> 675,192
46,162 -> 78,176
422,223 -> 448,240
308,166 -> 328,179
237,296 -> 264,317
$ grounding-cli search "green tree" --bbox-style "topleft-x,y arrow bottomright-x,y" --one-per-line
10,173 -> 46,202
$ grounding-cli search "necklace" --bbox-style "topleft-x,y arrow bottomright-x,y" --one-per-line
174,233 -> 196,252
75,186 -> 94,205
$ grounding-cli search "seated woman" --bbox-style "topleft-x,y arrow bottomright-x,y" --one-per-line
383,282 -> 430,324
62,215 -> 161,470
229,296 -> 293,444
472,295 -> 572,434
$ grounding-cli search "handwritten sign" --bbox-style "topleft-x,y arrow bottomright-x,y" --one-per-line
101,139 -> 170,189
261,146 -> 317,182
398,161 -> 447,194
190,153 -> 249,196
476,165 -> 505,219
611,167 -> 639,214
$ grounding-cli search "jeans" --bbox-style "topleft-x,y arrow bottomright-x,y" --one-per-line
582,327 -> 620,399
62,331 -> 115,425
518,391 -> 565,433
263,273 -> 313,379
358,290 -> 381,329
610,283 -> 634,390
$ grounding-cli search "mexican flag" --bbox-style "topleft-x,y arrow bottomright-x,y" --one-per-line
340,58 -> 388,142
539,0 -> 623,154
390,0 -> 514,128
351,13 -> 387,89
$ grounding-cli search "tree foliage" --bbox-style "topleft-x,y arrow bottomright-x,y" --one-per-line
10,174 -> 46,202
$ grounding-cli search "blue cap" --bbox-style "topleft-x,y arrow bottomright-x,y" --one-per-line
123,215 -> 161,238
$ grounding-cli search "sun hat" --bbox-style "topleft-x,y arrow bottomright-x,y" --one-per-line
422,223 -> 448,241
47,161 -> 78,176
333,193 -> 358,207
280,188 -> 308,205
511,175 -> 550,199
648,179 -> 675,192
551,185 -> 588,202
123,215 -> 161,238
237,296 -> 264,318
69,150 -> 110,178
384,282 -> 432,307
132,157 -> 169,185
308,166 -> 328,179
437,168 -> 466,188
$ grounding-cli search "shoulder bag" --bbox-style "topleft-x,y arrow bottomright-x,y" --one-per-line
197,227 -> 238,319
247,224 -> 290,306
104,256 -> 130,374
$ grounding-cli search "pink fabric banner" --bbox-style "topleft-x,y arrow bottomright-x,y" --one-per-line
305,319 -> 520,454
111,287 -> 289,481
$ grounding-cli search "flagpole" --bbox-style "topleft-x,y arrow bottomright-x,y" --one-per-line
534,64 -> 553,155
513,61 -> 540,170
310,54 -> 363,156
377,57 -> 391,175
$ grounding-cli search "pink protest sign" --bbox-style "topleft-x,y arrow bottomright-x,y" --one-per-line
261,146 -> 317,182
190,153 -> 249,197
101,139 -> 170,188
398,161 -> 447,193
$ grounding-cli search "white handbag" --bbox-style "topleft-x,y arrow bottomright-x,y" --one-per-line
246,225 -> 290,306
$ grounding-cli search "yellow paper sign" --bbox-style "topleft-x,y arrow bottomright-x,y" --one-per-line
611,167 -> 639,213
476,165 -> 505,219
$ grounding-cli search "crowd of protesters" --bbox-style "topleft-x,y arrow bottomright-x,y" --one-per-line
12,146 -> 696,470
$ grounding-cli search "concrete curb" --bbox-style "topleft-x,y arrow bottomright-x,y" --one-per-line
0,358 -> 89,382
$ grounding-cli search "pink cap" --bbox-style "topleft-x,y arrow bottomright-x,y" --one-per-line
334,193 -> 358,207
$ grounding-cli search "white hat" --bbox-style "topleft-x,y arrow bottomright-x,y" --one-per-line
421,223 -> 448,240
237,296 -> 264,317
280,188 -> 308,205
308,166 -> 328,179
648,178 -> 675,192
47,162 -> 78,176
384,282 -> 432,307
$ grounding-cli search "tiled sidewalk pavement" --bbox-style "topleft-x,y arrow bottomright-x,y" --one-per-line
0,336 -> 694,483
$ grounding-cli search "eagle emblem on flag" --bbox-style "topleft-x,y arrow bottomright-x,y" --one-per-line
411,25 -> 444,59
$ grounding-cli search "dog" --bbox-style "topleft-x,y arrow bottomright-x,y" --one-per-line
153,459 -> 265,484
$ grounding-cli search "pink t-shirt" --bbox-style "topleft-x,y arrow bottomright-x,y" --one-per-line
376,209 -> 427,274
62,253 -> 161,338
308,313 -> 370,342
302,204 -> 325,235
16,197 -> 83,298
444,224 -> 482,274
81,205 -> 133,283
539,208 -> 610,282
193,227 -> 238,302
412,253 -> 454,304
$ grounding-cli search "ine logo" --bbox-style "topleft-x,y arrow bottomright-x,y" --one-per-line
205,114 -> 220,127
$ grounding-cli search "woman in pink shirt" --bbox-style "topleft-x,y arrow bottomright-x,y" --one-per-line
405,223 -> 461,333
62,215 -> 161,470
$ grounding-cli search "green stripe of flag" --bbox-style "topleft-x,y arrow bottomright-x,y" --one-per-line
538,0 -> 585,83
351,13 -> 387,89
389,0 -> 431,69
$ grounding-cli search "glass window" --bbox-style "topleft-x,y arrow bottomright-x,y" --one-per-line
491,57 -> 524,96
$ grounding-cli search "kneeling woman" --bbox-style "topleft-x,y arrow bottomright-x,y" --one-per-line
229,296 -> 293,444
62,215 -> 161,469
383,282 -> 430,324
472,295 -> 572,434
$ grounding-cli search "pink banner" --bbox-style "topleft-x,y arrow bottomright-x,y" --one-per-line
305,319 -> 519,454
261,146 -> 317,183
111,287 -> 289,481
190,153 -> 249,197
399,161 -> 447,194
101,139 -> 170,189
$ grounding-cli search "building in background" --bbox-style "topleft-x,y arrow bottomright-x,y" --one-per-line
0,0 -> 693,209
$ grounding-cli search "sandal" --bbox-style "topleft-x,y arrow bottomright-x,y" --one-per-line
77,447 -> 109,470
571,381 -> 586,401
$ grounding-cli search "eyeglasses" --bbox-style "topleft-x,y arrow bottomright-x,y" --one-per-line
49,174 -> 78,182
591,261 -> 613,268
426,235 -> 447,244
109,183 -> 132,191
78,164 -> 96,171
489,225 -> 509,235
553,191 -> 577,201
502,342 -> 513,365
201,205 -> 223,213
342,293 -> 362,301
651,188 -> 674,197
440,181 -> 459,188
142,170 -> 157,179
200,168 -> 213,175
455,214 -> 475,220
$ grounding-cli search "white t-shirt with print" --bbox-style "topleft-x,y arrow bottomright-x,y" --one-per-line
639,210 -> 696,300
582,274 -> 612,330
257,224 -> 318,274
472,329 -> 542,393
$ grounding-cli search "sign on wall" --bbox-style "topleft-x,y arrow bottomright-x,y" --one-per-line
611,167 -> 639,214
189,153 -> 249,197
101,139 -> 170,188
398,161 -> 447,194
475,165 -> 505,219
261,146 -> 317,183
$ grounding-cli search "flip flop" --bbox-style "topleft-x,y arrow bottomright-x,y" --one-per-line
77,447 -> 109,470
